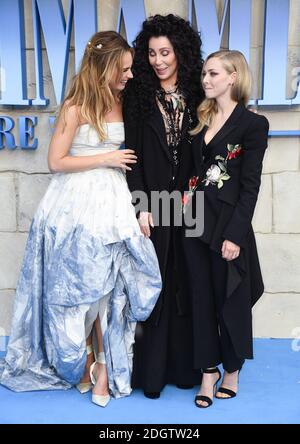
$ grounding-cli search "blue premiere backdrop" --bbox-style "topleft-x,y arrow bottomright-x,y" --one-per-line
0,0 -> 299,149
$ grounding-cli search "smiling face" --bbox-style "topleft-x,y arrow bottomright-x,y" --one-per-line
148,36 -> 178,86
109,51 -> 133,94
202,57 -> 236,101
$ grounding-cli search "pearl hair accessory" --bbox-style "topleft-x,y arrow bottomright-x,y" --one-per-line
87,41 -> 103,50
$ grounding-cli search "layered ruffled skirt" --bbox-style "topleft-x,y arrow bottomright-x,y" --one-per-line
0,167 -> 161,397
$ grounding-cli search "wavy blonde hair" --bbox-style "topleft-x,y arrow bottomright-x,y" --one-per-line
58,31 -> 133,140
191,50 -> 252,135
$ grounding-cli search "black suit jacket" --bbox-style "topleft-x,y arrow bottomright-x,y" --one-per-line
123,102 -> 194,323
190,102 -> 269,248
124,103 -> 193,211
184,103 -> 269,358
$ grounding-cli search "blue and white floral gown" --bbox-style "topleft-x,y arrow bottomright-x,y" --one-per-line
0,123 -> 161,397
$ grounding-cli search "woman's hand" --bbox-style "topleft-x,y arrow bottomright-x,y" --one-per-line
221,240 -> 240,261
138,212 -> 154,237
48,105 -> 137,174
103,149 -> 137,170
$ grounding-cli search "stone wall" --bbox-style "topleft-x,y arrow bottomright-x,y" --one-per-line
0,0 -> 300,344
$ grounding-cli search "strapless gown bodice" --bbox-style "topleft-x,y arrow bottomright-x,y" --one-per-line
70,122 -> 125,156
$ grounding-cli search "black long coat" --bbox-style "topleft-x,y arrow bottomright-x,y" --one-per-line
124,104 -> 193,324
185,102 -> 269,359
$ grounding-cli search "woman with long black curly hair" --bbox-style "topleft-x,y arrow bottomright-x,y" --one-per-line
123,14 -> 204,398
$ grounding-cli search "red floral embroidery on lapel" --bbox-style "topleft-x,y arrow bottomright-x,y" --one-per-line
203,144 -> 243,189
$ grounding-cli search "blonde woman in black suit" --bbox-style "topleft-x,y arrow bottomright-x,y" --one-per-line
181,50 -> 269,408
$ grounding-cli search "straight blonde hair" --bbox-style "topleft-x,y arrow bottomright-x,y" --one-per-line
58,31 -> 133,140
191,50 -> 252,135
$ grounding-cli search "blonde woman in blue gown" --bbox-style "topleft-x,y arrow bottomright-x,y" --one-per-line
0,31 -> 161,407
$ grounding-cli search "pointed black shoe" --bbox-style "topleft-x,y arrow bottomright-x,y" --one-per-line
144,391 -> 160,399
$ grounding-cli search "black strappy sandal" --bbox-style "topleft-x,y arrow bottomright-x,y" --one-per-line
194,368 -> 221,408
215,370 -> 240,399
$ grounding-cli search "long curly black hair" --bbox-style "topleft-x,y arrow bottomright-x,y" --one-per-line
123,14 -> 204,123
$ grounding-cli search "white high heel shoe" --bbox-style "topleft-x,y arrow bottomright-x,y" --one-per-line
90,351 -> 110,407
76,344 -> 94,394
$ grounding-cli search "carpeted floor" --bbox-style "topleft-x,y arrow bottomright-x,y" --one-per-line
0,339 -> 299,424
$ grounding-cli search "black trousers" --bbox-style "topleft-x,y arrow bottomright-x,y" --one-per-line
131,231 -> 200,393
182,236 -> 244,373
